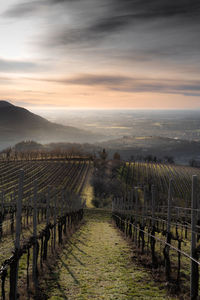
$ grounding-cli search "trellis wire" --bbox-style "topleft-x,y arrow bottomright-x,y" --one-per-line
112,174 -> 200,299
0,170 -> 85,300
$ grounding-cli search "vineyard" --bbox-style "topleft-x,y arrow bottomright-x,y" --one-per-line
0,159 -> 91,299
1,158 -> 200,299
120,162 -> 200,204
114,162 -> 200,299
0,159 -> 91,196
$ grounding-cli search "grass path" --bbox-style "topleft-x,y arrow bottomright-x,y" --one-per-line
80,167 -> 94,208
41,210 -> 174,300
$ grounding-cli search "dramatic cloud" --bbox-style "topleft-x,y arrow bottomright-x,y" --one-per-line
5,0 -> 200,23
27,74 -> 200,97
2,1 -> 44,18
113,0 -> 200,19
3,0 -> 200,58
2,0 -> 79,18
1,0 -> 200,108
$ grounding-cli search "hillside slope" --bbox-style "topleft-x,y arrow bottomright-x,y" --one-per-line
0,101 -> 101,149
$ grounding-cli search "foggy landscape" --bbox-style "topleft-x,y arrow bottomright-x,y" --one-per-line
1,105 -> 197,165
31,107 -> 200,141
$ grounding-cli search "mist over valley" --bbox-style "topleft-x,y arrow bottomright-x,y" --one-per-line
2,101 -> 200,165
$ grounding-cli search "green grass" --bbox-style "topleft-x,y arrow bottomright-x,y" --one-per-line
39,210 -> 175,299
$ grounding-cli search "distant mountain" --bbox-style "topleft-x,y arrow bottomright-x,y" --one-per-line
0,101 -> 103,150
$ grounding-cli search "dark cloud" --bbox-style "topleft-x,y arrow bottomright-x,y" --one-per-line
2,0 -> 79,18
113,0 -> 200,19
60,74 -> 131,85
26,74 -> 200,97
3,1 -> 42,18
49,0 -> 80,3
3,0 -> 200,53
42,0 -> 200,62
0,58 -> 39,72
92,16 -> 127,34
5,0 -> 200,22
3,0 -> 200,80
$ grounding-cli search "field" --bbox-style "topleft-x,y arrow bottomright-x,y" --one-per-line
1,159 -> 200,299
119,161 -> 200,205
0,159 -> 91,299
115,161 -> 200,298
0,159 -> 91,197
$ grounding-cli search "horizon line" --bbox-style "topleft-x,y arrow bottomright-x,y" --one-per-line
27,106 -> 200,111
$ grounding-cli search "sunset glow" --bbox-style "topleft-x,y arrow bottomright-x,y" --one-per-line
1,1 -> 200,109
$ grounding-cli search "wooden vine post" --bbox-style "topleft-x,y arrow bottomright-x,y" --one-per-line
144,186 -> 148,221
58,191 -> 64,244
151,185 -> 155,228
0,191 -> 4,239
190,175 -> 198,300
134,187 -> 138,245
151,185 -> 156,267
140,186 -> 146,253
112,197 -> 114,212
43,186 -> 50,260
63,191 -> 67,234
46,187 -> 50,225
54,194 -> 57,249
131,188 -> 134,211
164,179 -> 172,281
9,169 -> 24,300
32,180 -> 38,290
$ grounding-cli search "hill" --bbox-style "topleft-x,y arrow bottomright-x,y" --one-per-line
7,135 -> 200,165
98,136 -> 200,164
0,101 -> 102,149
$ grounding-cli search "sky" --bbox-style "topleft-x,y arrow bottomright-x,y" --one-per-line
0,0 -> 200,109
